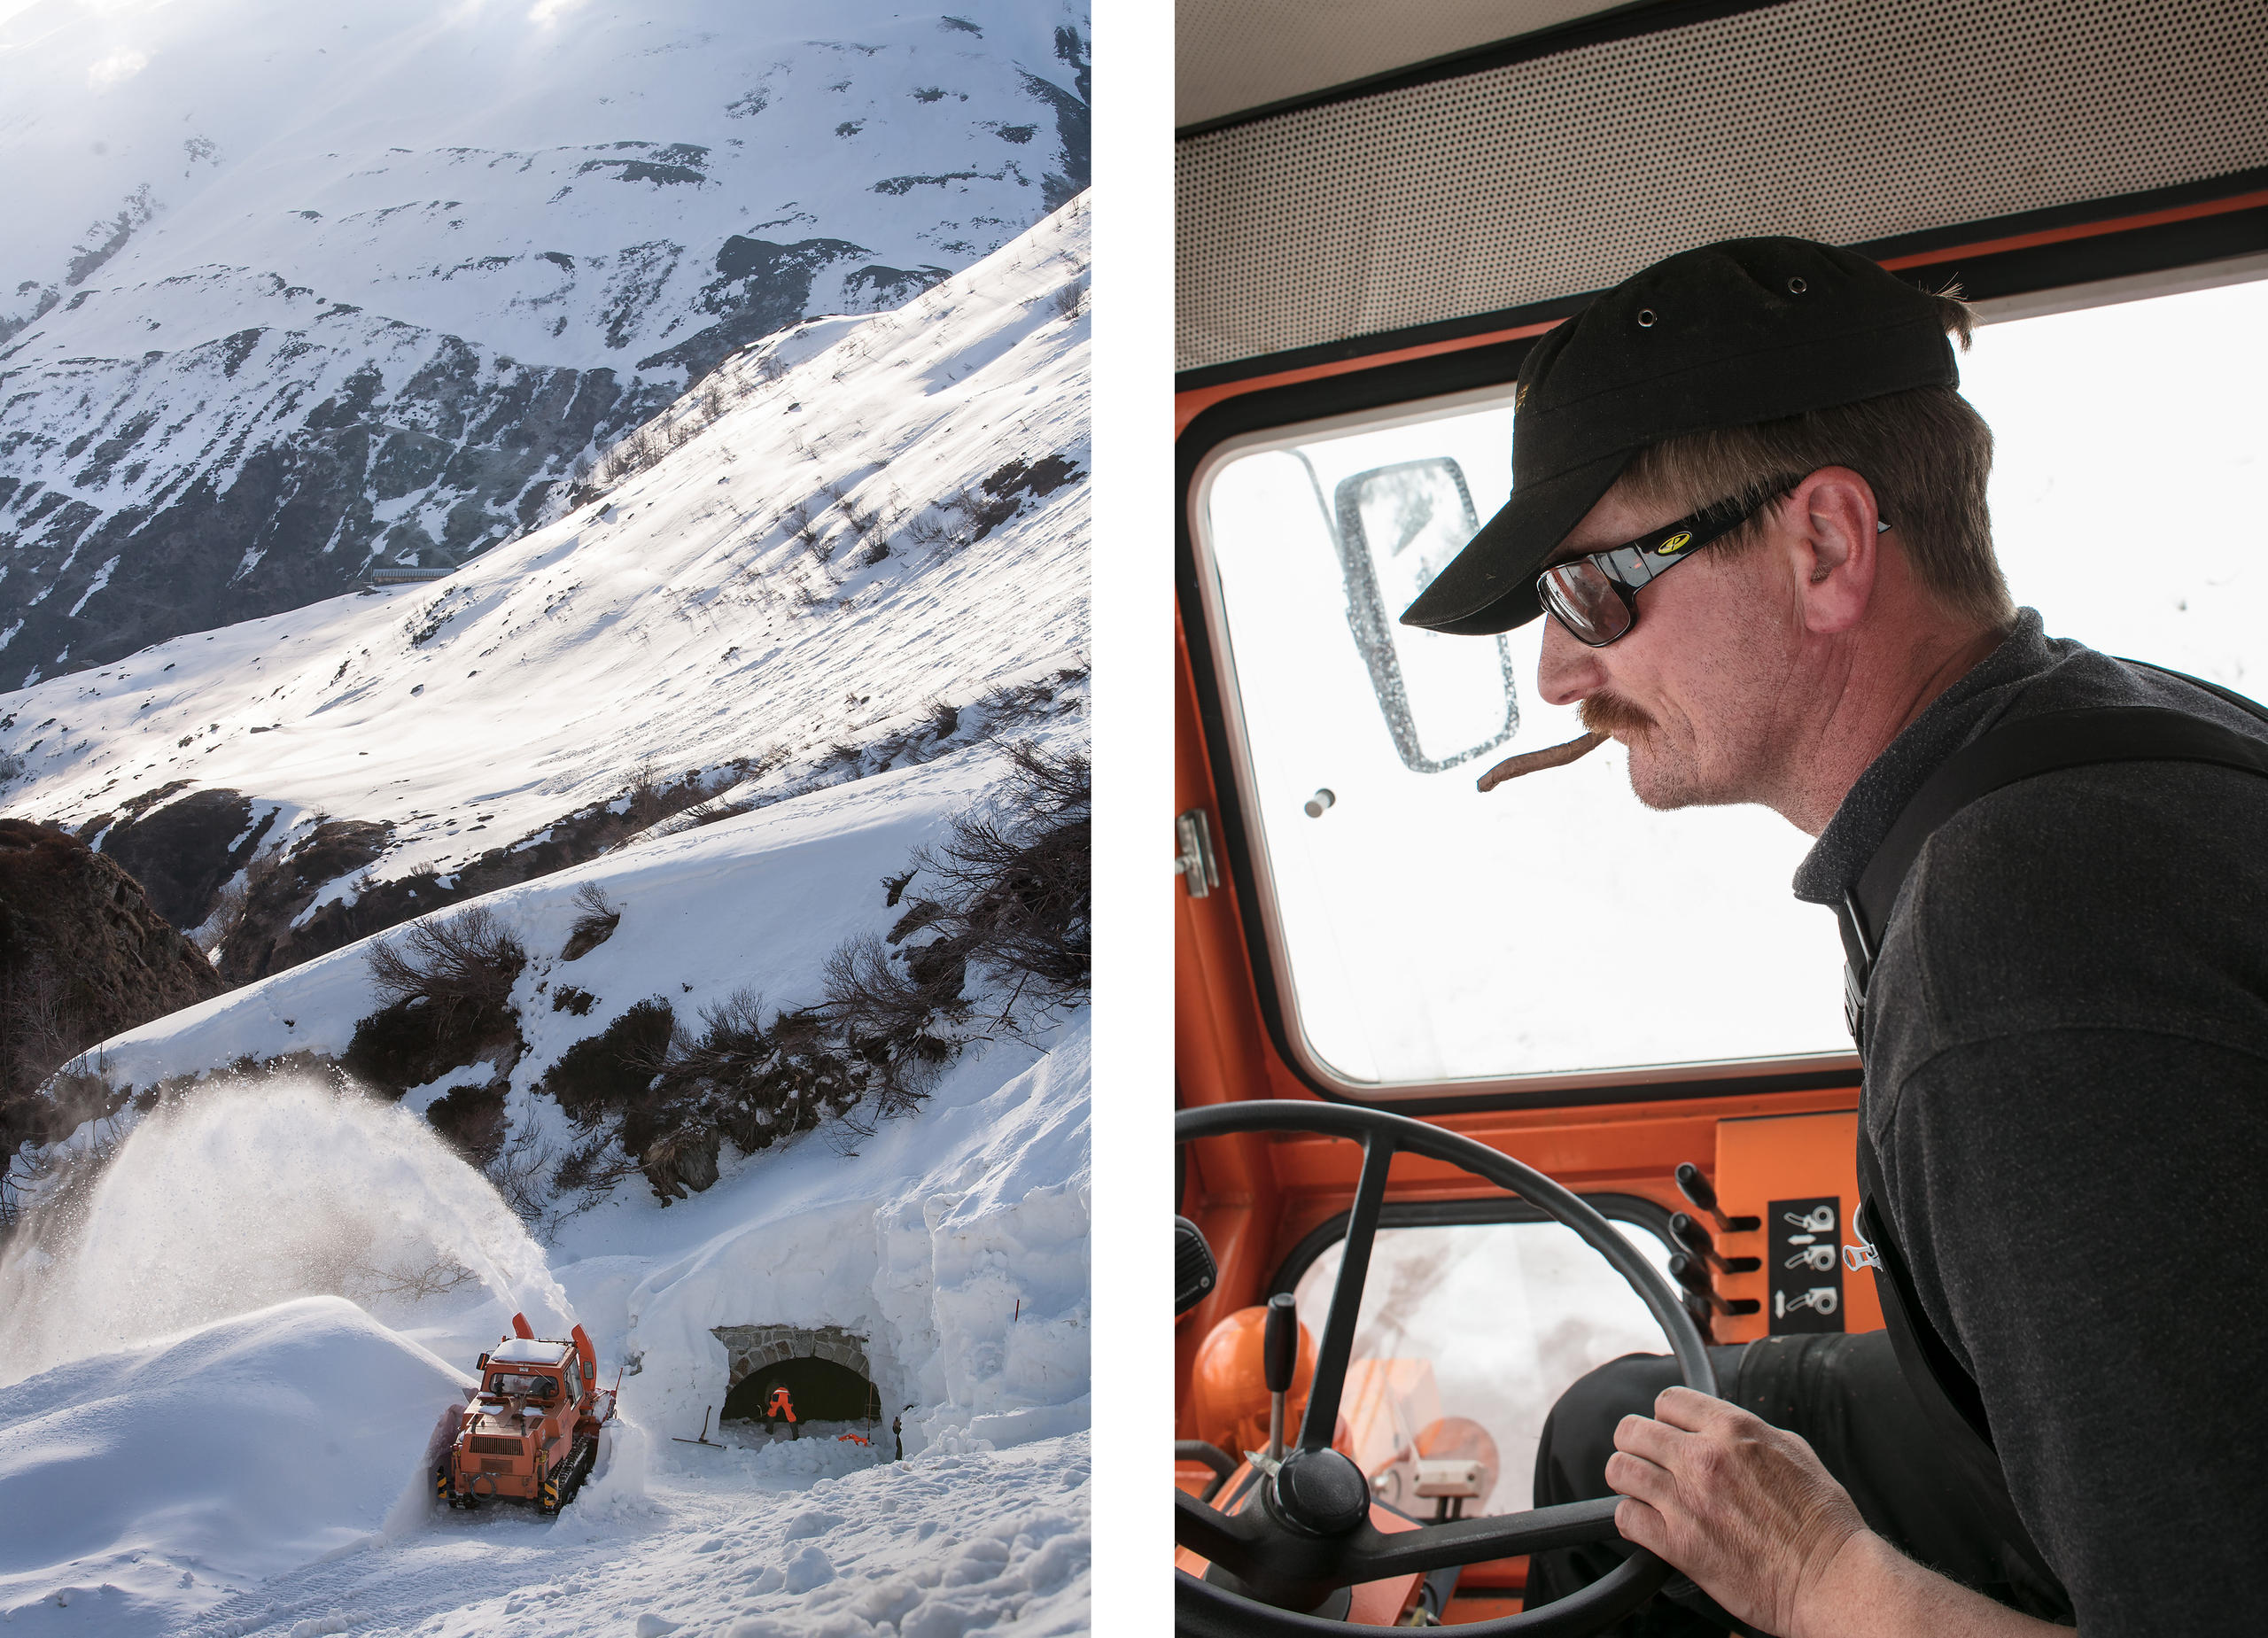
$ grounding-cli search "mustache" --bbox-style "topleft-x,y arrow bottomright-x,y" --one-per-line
1578,693 -> 1654,735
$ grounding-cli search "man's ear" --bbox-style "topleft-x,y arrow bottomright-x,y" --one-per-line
1783,467 -> 1882,635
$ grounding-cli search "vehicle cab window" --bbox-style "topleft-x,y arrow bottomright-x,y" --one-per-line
1187,273 -> 2268,1096
488,1370 -> 555,1398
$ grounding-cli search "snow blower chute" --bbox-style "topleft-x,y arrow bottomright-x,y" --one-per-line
436,1313 -> 617,1513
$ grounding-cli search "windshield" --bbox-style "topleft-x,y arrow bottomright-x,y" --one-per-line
1191,273 -> 2268,1090
1292,1217 -> 1679,1515
486,1371 -> 557,1398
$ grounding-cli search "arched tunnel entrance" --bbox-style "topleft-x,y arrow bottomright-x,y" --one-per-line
721,1355 -> 881,1423
712,1324 -> 880,1428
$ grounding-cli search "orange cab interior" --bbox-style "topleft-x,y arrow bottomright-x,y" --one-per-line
1171,3 -> 2268,1626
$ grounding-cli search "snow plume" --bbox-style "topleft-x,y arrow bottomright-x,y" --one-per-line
0,1079 -> 566,1386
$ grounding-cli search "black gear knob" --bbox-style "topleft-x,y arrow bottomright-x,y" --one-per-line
1263,1293 -> 1298,1394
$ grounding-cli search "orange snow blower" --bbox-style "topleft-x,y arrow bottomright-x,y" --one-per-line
436,1312 -> 618,1514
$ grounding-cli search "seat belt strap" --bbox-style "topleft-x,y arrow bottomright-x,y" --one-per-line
1838,701 -> 2268,1048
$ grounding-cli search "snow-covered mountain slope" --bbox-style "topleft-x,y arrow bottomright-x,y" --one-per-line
0,0 -> 1088,679
0,195 -> 1089,1631
0,195 -> 1089,987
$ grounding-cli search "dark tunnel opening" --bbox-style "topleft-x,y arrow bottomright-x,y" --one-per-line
721,1355 -> 881,1425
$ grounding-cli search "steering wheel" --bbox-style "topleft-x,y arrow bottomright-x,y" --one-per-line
1175,1100 -> 1716,1636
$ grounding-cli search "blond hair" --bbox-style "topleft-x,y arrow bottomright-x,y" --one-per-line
1613,290 -> 2012,631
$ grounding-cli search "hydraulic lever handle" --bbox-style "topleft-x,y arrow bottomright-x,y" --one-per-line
1668,1253 -> 1760,1316
1675,1162 -> 1760,1233
1263,1293 -> 1298,1394
1264,1293 -> 1297,1462
1669,1212 -> 1760,1273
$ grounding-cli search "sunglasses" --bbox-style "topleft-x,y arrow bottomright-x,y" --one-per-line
1535,484 -> 1889,648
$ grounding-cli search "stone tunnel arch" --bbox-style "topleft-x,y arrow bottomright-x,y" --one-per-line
714,1324 -> 881,1425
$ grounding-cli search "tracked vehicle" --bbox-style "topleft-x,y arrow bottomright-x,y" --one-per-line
437,1313 -> 617,1514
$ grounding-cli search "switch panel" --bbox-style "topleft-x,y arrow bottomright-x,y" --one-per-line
1707,1111 -> 1883,1344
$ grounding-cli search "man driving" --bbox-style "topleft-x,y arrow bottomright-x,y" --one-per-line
1400,237 -> 2268,1637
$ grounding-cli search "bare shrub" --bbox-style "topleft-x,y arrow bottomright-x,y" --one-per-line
1052,277 -> 1087,320
365,904 -> 527,1033
346,1252 -> 480,1302
195,873 -> 249,956
926,696 -> 960,739
563,881 -> 621,961
901,741 -> 1091,1012
486,1123 -> 560,1227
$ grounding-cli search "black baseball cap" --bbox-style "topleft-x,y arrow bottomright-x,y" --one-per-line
1399,237 -> 1961,636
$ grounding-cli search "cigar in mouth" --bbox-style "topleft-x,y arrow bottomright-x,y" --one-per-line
1475,729 -> 1610,793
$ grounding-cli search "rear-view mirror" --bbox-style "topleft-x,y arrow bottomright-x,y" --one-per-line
1332,457 -> 1519,772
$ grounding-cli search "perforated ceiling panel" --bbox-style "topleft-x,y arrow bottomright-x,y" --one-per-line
1177,0 -> 2268,372
1175,0 -> 1623,130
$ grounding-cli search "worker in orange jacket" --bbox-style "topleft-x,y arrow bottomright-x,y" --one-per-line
764,1384 -> 798,1440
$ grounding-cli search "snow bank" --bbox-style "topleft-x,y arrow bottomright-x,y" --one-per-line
0,1297 -> 469,1631
617,1013 -> 1091,1458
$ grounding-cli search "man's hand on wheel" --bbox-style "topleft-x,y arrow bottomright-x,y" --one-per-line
1605,1386 -> 1862,1636
1604,1387 -> 2074,1638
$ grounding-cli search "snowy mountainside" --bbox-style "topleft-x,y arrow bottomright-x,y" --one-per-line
0,0 -> 1089,677
0,196 -> 1090,1634
0,195 -> 1089,989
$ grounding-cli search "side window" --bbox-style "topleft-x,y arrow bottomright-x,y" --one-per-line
1192,275 -> 2268,1091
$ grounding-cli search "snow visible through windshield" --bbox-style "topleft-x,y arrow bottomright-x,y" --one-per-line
1292,1218 -> 1682,1515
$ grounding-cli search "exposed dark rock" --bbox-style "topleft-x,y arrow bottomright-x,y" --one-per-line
1021,27 -> 1090,212
965,453 -> 1084,542
642,1123 -> 720,1201
2,319 -> 666,681
97,788 -> 271,928
0,819 -> 228,1151
844,263 -> 949,307
637,235 -> 868,379
228,775 -> 711,982
216,817 -> 392,984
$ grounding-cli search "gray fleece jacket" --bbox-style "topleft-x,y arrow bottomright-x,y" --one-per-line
1792,609 -> 2268,1634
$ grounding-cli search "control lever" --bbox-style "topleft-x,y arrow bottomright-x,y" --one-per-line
1668,1252 -> 1761,1316
1675,1161 -> 1760,1233
1669,1211 -> 1761,1273
1263,1293 -> 1298,1463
